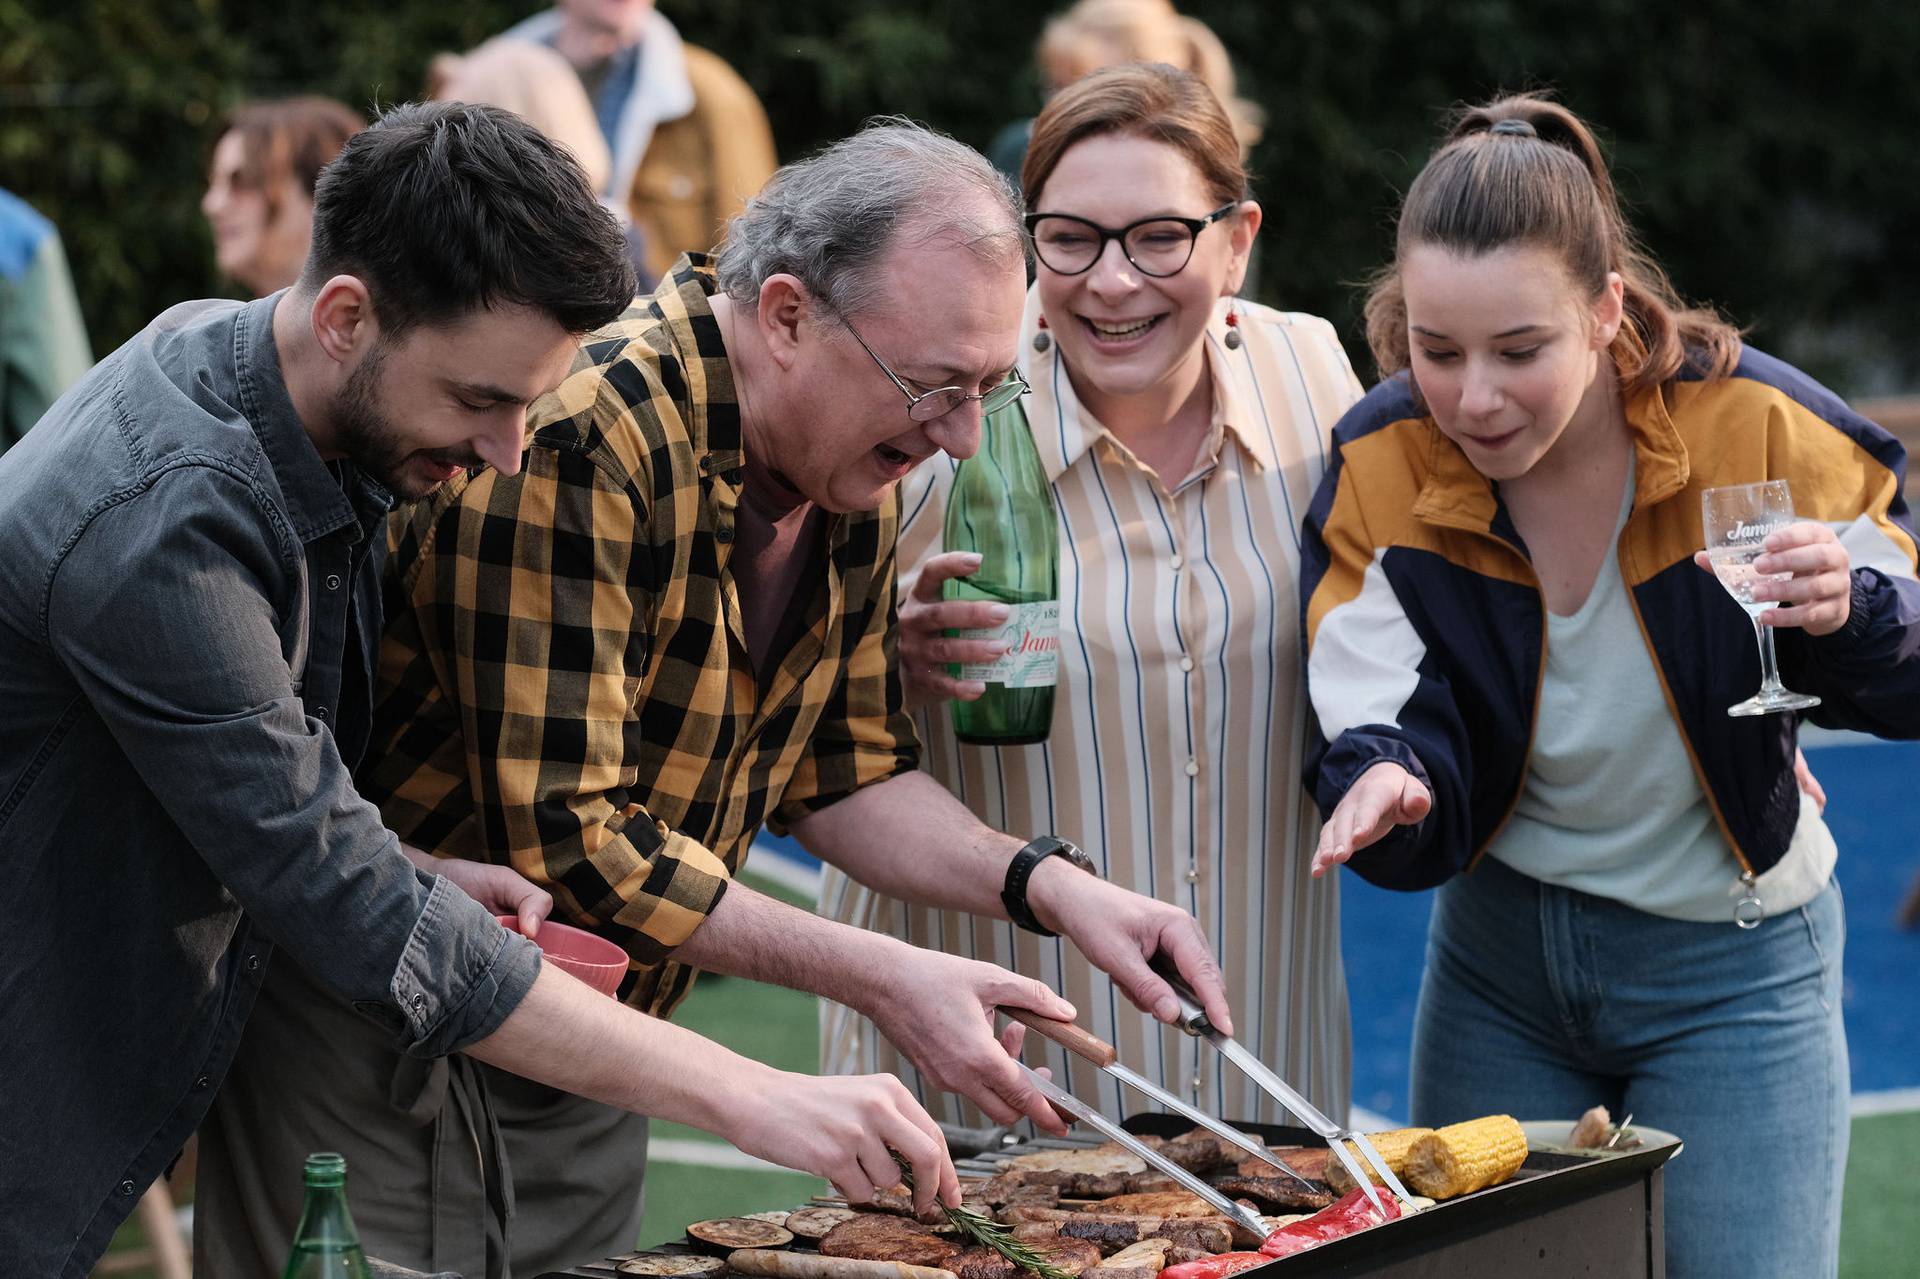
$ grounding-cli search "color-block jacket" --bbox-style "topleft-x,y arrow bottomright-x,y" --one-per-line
1302,348 -> 1920,891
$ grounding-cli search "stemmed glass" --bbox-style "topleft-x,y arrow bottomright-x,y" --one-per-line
1701,480 -> 1821,717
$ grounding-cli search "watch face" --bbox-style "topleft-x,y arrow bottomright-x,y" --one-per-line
1054,841 -> 1096,874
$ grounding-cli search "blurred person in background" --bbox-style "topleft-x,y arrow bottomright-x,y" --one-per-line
201,95 -> 364,298
823,63 -> 1361,1128
502,0 -> 776,283
0,187 -> 91,453
986,0 -> 1262,182
429,37 -> 657,289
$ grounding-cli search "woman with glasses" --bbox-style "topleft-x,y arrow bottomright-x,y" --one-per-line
821,61 -> 1364,1126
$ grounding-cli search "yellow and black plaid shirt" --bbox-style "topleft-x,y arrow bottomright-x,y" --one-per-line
361,256 -> 919,1017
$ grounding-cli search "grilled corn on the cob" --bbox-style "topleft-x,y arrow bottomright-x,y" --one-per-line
1403,1115 -> 1527,1199
1322,1127 -> 1434,1194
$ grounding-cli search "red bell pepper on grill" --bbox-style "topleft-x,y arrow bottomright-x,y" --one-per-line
1258,1187 -> 1403,1258
1157,1251 -> 1270,1279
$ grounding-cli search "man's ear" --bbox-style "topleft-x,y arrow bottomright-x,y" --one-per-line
757,274 -> 816,373
309,275 -> 379,367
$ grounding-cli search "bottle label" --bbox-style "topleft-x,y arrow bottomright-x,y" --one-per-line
958,601 -> 1060,688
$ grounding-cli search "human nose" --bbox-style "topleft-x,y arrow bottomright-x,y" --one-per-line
926,405 -> 981,462
1083,236 -> 1142,297
1458,358 -> 1506,418
201,182 -> 222,220
476,410 -> 529,478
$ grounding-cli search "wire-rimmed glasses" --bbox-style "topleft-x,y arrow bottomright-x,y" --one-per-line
1024,202 -> 1240,278
1702,480 -> 1822,717
835,313 -> 1030,423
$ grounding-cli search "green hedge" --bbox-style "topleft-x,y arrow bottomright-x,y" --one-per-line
3,1 -> 1915,393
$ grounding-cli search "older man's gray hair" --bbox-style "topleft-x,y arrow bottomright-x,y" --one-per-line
715,117 -> 1024,318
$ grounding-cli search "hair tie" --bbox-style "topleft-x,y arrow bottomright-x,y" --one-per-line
1489,119 -> 1537,138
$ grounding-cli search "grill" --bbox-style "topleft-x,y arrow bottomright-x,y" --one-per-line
540,1115 -> 1681,1279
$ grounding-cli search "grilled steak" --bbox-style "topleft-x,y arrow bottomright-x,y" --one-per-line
1159,1131 -> 1241,1174
1053,1215 -> 1234,1255
1210,1175 -> 1334,1214
949,1236 -> 1101,1279
1237,1147 -> 1330,1182
818,1214 -> 960,1269
1085,1191 -> 1217,1218
1120,1173 -> 1179,1195
969,1173 -> 1061,1210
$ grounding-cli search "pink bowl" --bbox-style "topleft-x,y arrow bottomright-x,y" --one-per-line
496,915 -> 629,998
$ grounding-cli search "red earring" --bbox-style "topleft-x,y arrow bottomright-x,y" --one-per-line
1033,312 -> 1052,353
1224,305 -> 1242,350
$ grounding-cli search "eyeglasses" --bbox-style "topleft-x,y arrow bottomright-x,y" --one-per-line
1024,202 -> 1241,278
835,312 -> 1030,423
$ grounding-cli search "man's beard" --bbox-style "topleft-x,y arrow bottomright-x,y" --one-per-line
331,340 -> 484,501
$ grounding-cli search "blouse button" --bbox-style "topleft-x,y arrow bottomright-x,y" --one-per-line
1178,656 -> 1194,673
1184,758 -> 1199,777
1169,553 -> 1184,571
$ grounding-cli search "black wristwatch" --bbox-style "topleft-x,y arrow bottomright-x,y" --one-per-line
1001,836 -> 1097,936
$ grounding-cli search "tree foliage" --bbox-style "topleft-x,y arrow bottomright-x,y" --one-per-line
2,0 -> 1914,392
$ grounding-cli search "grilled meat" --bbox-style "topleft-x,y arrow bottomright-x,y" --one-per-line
818,1214 -> 960,1269
1209,1176 -> 1334,1214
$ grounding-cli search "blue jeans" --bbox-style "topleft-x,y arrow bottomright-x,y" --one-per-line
1411,856 -> 1848,1279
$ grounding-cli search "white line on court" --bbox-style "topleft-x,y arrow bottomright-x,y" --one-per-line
1851,1087 -> 1920,1117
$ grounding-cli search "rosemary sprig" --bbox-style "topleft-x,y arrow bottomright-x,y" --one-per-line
893,1154 -> 1074,1279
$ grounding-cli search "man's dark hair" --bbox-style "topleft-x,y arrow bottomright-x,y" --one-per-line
302,101 -> 635,336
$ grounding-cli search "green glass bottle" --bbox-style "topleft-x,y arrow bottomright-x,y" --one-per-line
282,1152 -> 373,1279
943,397 -> 1059,745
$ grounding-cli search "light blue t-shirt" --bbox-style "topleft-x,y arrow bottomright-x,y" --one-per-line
1489,466 -> 1833,922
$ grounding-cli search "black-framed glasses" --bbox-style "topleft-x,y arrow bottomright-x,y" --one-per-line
1024,202 -> 1240,278
835,313 -> 1030,423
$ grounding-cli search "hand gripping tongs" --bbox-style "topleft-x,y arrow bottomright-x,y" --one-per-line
1144,959 -> 1416,1219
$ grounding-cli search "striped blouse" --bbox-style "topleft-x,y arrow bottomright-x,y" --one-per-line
820,292 -> 1364,1126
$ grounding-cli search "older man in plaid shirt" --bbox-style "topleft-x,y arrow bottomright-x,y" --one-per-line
207,121 -> 1237,1275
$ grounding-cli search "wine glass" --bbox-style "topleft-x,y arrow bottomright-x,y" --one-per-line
1701,480 -> 1821,717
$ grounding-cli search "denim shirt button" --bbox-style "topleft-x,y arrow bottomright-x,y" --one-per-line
314,706 -> 330,722
119,1179 -> 136,1196
194,1074 -> 212,1090
245,953 -> 261,974
324,573 -> 343,591
411,992 -> 428,1012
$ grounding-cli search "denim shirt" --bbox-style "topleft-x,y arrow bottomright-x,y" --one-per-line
0,294 -> 541,1276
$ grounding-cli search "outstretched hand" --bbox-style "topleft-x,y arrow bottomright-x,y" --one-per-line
1311,762 -> 1431,878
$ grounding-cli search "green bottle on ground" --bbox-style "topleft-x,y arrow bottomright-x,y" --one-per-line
943,398 -> 1060,745
282,1152 -> 372,1279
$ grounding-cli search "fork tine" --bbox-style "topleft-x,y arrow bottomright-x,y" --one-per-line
1344,1130 -> 1417,1207
1324,1138 -> 1387,1216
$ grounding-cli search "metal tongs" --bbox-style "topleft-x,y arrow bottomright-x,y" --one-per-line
1014,1061 -> 1270,1239
1146,958 -> 1416,1218
1004,1009 -> 1319,1196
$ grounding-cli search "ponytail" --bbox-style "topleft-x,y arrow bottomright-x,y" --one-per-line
1366,93 -> 1740,400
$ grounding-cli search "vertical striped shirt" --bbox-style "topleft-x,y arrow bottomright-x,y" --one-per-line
821,293 -> 1364,1126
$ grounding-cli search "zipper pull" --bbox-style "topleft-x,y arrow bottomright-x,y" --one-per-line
1734,870 -> 1765,930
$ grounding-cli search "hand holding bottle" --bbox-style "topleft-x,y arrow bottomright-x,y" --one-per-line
897,551 -> 1012,707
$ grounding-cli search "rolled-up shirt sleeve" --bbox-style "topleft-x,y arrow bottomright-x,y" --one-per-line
47,464 -> 538,1056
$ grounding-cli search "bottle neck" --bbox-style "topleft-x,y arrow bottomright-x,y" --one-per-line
291,1183 -> 363,1248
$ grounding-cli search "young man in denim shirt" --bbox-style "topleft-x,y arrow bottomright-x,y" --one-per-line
0,102 -> 959,1278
